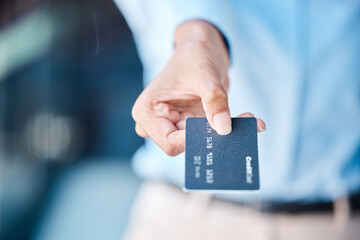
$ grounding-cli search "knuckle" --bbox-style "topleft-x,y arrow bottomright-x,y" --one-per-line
131,106 -> 138,121
204,85 -> 227,103
134,124 -> 144,137
131,101 -> 140,121
163,144 -> 178,157
131,96 -> 149,122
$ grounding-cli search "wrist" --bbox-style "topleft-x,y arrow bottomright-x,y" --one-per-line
175,19 -> 229,61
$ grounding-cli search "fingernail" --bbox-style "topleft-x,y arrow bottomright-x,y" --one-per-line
258,125 -> 267,132
213,112 -> 232,135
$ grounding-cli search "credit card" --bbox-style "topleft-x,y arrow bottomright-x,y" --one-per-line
185,117 -> 260,191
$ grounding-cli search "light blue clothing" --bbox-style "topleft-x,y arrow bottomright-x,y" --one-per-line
114,0 -> 360,202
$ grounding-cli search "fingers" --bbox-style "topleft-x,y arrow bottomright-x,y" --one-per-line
236,112 -> 267,133
134,108 -> 267,157
256,118 -> 267,132
145,116 -> 185,156
132,102 -> 185,156
197,81 -> 232,135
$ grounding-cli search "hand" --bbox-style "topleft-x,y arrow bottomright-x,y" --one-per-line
132,20 -> 266,156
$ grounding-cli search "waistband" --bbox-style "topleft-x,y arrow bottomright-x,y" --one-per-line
237,192 -> 360,214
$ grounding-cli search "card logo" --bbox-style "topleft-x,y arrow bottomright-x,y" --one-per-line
245,156 -> 253,184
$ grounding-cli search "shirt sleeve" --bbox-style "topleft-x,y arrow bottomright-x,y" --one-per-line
113,0 -> 230,81
114,0 -> 228,37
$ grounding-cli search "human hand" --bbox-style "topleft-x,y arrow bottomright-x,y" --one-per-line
132,20 -> 266,156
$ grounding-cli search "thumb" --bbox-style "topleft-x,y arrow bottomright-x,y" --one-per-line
197,81 -> 231,135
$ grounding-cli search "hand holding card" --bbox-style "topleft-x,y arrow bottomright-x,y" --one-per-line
185,117 -> 260,191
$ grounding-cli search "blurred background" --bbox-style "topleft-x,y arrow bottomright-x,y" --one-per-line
0,0 -> 144,239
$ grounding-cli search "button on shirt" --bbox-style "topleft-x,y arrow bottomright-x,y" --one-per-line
114,0 -> 360,202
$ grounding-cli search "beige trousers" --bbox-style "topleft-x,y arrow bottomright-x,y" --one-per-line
123,181 -> 360,240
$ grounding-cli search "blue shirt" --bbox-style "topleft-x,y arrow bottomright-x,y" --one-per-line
114,0 -> 360,202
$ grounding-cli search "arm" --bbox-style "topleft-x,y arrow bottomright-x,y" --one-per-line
131,19 -> 266,156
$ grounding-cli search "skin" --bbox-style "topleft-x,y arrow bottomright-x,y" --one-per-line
132,20 -> 266,156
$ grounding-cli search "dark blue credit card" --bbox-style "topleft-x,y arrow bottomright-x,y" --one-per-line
185,117 -> 260,191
